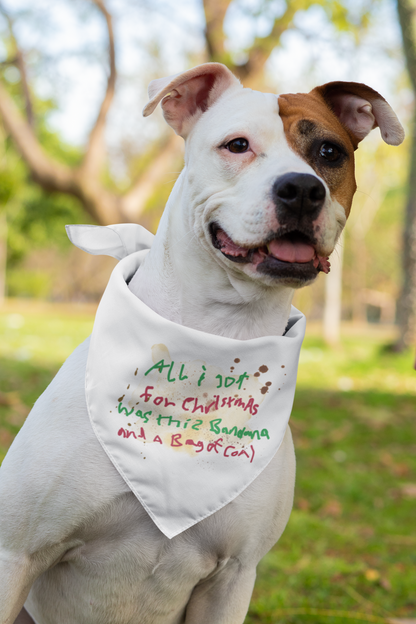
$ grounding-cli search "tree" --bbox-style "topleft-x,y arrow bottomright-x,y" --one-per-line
395,0 -> 416,350
0,0 -> 373,227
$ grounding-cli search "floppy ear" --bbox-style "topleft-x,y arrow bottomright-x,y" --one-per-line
142,62 -> 241,138
311,81 -> 405,147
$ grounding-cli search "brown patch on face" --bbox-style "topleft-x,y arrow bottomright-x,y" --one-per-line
278,91 -> 357,216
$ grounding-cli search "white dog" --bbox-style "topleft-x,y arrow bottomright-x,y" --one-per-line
0,63 -> 404,624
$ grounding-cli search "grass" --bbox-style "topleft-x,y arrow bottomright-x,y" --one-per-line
0,300 -> 415,624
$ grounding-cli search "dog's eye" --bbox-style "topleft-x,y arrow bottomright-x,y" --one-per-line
226,138 -> 249,153
319,142 -> 341,162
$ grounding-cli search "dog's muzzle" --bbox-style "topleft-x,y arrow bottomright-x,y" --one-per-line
210,171 -> 331,283
272,172 -> 326,221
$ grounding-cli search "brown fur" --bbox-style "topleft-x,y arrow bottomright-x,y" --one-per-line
278,91 -> 357,216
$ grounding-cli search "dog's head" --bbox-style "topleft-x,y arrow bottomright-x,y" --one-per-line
143,63 -> 404,288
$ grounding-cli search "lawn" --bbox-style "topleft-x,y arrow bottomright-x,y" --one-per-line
0,300 -> 415,624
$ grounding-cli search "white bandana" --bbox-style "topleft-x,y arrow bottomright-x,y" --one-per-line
66,224 -> 306,539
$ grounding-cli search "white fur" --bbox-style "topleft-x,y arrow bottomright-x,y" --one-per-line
0,65 -> 398,624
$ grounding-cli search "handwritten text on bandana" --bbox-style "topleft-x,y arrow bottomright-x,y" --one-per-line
67,224 -> 306,538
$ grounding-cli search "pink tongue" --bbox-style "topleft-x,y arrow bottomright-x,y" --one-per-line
268,239 -> 315,263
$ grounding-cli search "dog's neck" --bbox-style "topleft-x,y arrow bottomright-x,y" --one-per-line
129,173 -> 294,340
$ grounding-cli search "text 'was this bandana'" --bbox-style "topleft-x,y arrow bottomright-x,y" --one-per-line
67,224 -> 306,538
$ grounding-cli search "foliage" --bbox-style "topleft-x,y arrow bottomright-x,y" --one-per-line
0,61 -> 89,296
0,303 -> 414,622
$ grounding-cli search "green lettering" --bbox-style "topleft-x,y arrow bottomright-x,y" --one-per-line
237,427 -> 246,439
167,361 -> 176,382
118,402 -> 134,417
144,360 -> 171,376
179,364 -> 188,381
222,426 -> 237,436
210,418 -> 222,434
243,430 -> 260,440
237,372 -> 249,389
135,408 -> 151,423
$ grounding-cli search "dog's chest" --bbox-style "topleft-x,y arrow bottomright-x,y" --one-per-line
26,493 -> 217,624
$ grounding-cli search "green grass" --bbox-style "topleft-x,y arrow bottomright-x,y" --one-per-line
0,301 -> 415,624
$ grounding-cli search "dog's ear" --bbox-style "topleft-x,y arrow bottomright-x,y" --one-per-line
311,82 -> 405,147
142,63 -> 240,137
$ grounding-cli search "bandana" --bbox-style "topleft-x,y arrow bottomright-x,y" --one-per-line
66,224 -> 306,539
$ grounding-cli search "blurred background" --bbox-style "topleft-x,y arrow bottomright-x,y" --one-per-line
0,0 -> 415,623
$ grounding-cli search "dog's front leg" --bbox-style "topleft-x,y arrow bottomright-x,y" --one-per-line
0,551 -> 37,624
185,561 -> 256,624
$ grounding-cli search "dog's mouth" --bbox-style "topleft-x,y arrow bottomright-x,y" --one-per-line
210,223 -> 330,280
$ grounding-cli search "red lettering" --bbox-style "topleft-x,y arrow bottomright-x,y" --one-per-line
140,386 -> 154,402
138,427 -> 146,440
182,397 -> 194,412
153,396 -> 164,406
244,397 -> 259,415
226,397 -> 235,408
153,435 -> 163,444
205,395 -> 219,414
164,398 -> 176,407
224,445 -> 235,457
186,439 -> 204,452
238,449 -> 249,459
171,434 -> 183,447
234,398 -> 246,409
207,438 -> 223,453
192,398 -> 204,414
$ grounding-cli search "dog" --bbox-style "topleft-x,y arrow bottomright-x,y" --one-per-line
0,62 -> 404,624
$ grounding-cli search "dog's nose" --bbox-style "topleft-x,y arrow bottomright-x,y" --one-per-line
273,173 -> 326,217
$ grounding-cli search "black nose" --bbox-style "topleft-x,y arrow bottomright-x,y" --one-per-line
272,173 -> 326,218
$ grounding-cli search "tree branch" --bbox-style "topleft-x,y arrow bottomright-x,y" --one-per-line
0,2 -> 34,127
203,0 -> 233,62
80,0 -> 117,179
0,81 -> 73,192
0,80 -> 128,225
121,134 -> 183,220
397,0 -> 416,92
233,5 -> 297,83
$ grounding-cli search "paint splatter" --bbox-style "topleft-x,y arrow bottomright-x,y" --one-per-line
118,395 -> 125,402
234,358 -> 240,363
260,386 -> 269,395
259,365 -> 268,373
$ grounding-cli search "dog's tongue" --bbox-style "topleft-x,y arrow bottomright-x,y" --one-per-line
267,239 -> 315,263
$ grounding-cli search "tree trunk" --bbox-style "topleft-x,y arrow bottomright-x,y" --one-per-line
396,0 -> 416,349
0,210 -> 7,304
396,107 -> 416,348
323,232 -> 344,345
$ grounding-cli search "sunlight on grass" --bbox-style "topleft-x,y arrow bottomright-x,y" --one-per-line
0,300 -> 415,623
